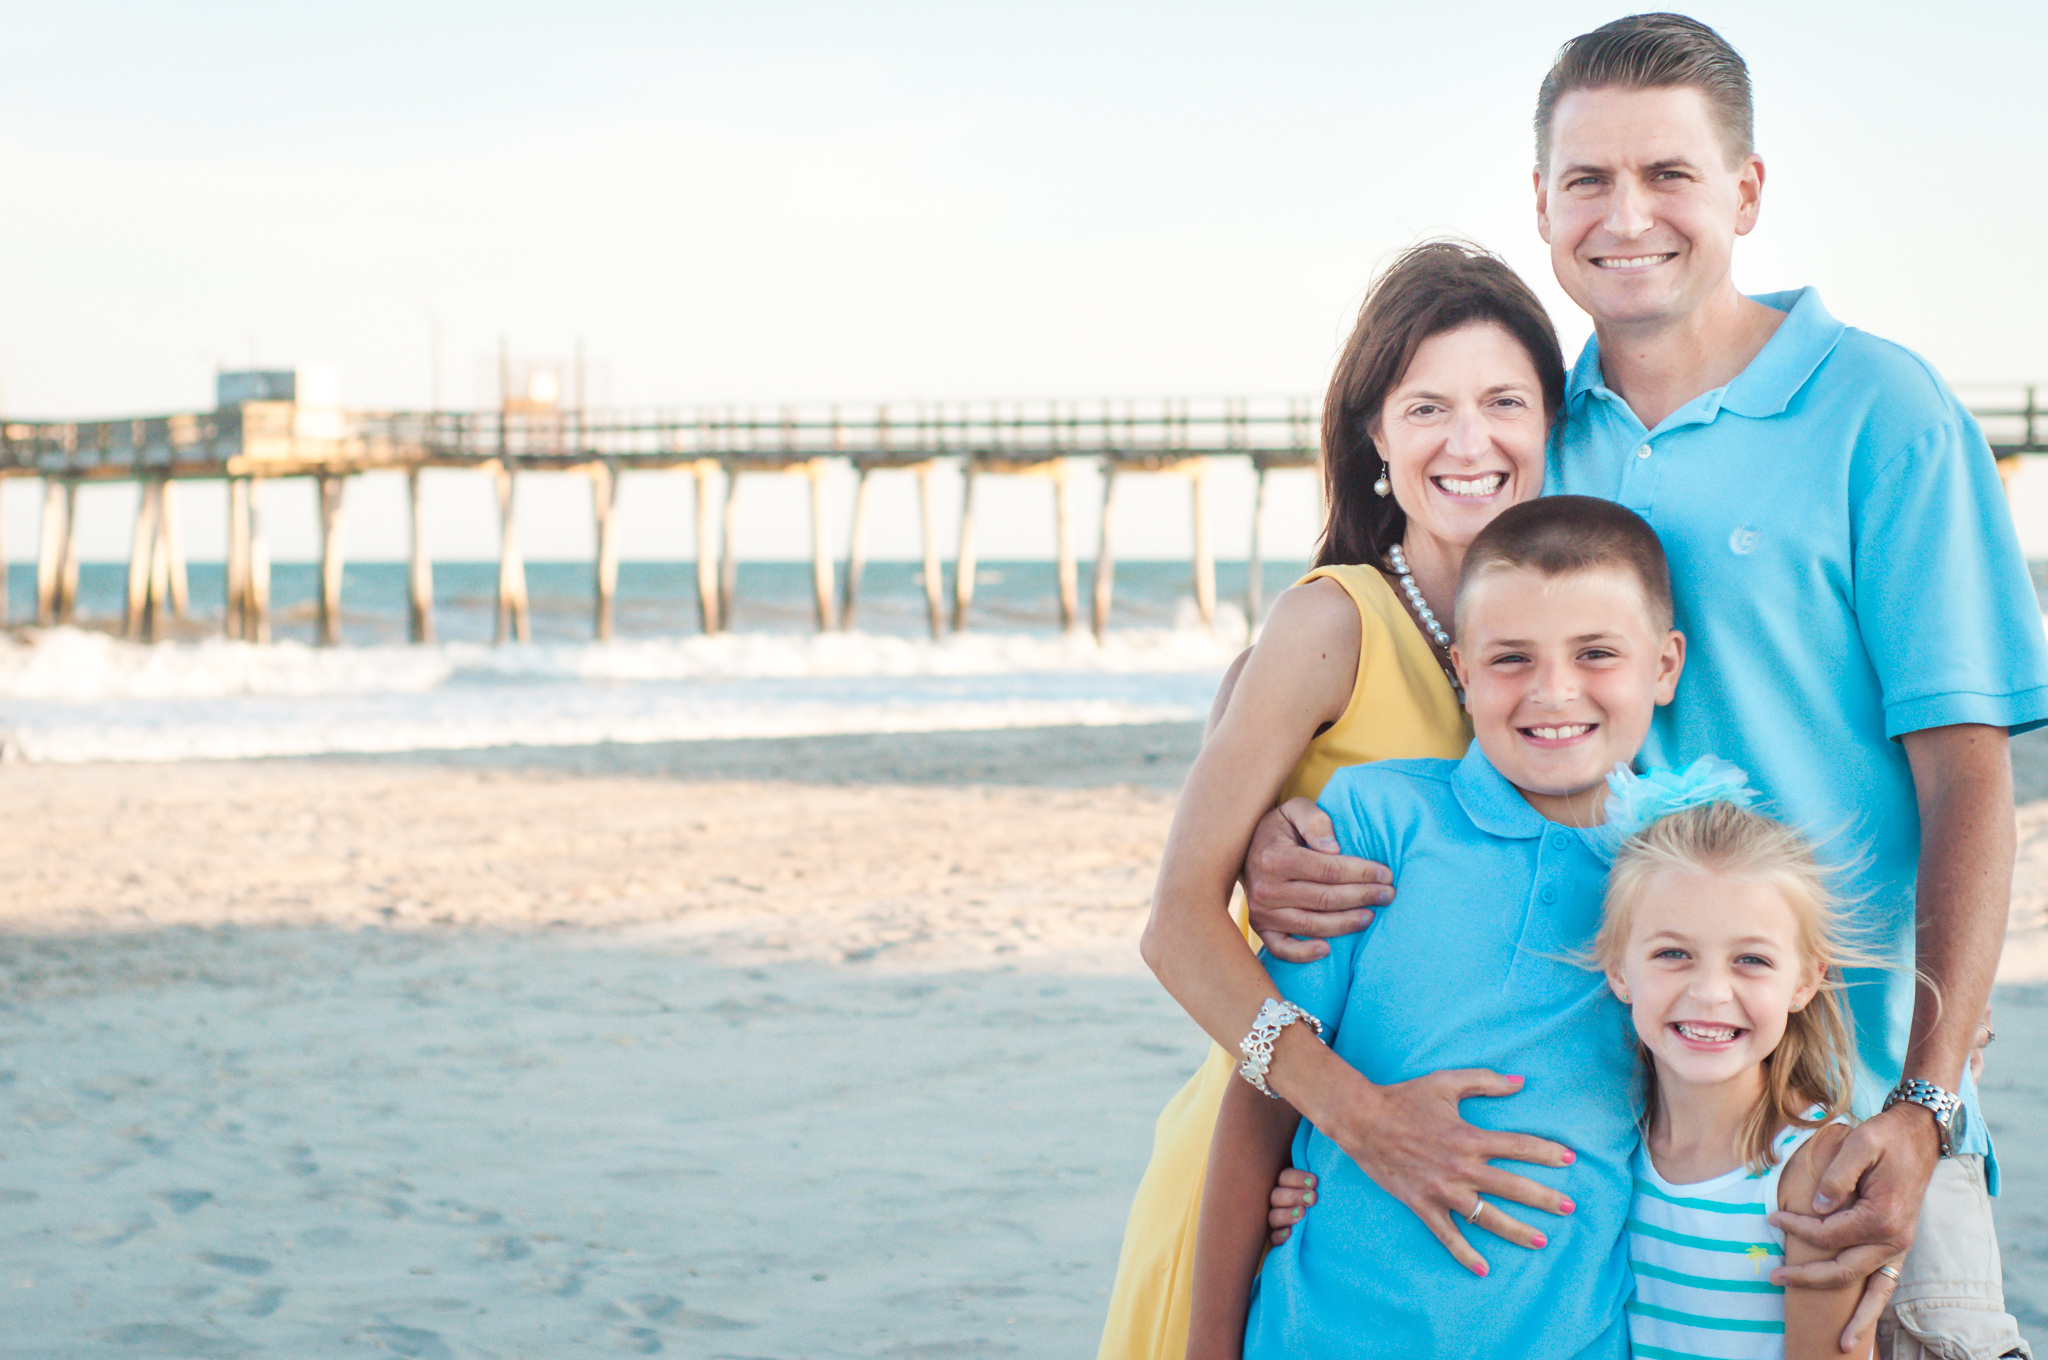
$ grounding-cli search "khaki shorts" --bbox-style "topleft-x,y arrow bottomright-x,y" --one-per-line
1880,1155 -> 2030,1360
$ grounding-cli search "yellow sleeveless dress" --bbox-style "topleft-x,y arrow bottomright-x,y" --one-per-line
1095,563 -> 1472,1360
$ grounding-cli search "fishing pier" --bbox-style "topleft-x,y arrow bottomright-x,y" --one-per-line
1,383 -> 2042,645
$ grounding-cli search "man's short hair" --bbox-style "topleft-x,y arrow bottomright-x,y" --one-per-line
1534,12 -> 1753,172
1456,496 -> 1675,635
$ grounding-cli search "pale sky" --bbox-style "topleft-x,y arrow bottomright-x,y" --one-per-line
3,0 -> 2043,563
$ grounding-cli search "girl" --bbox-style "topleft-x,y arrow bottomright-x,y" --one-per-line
1592,767 -> 1887,1360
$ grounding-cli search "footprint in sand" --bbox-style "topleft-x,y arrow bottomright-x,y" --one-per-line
86,1322 -> 245,1356
155,1189 -> 214,1215
356,1323 -> 453,1360
192,1250 -> 270,1276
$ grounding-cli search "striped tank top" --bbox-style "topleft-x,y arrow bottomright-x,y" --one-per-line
1625,1116 -> 1841,1360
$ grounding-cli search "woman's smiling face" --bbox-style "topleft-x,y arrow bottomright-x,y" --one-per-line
1610,866 -> 1823,1093
1374,321 -> 1549,557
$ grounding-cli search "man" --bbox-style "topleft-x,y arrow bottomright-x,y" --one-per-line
1247,14 -> 2044,1357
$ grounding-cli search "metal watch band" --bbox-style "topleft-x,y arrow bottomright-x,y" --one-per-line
1236,998 -> 1325,1099
1884,1078 -> 1963,1158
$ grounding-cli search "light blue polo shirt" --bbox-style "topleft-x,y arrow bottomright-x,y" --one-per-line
1549,288 -> 2048,1178
1245,744 -> 1636,1360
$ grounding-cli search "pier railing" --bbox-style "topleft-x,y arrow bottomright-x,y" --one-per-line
1,388 -> 2041,646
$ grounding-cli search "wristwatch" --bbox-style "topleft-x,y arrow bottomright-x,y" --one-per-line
1883,1078 -> 1967,1158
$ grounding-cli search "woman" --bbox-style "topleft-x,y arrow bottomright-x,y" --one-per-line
1098,240 -> 1568,1359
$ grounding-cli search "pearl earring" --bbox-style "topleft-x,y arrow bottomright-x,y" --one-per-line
1373,474 -> 1391,498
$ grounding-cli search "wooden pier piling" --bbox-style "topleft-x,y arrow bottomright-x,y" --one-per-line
493,462 -> 531,644
225,478 -> 249,639
316,474 -> 347,646
36,478 -> 68,626
1092,464 -> 1119,640
406,468 -> 433,644
841,464 -> 874,631
246,479 -> 271,644
591,458 -> 619,642
917,461 -> 943,639
807,458 -> 836,631
124,478 -> 164,641
691,459 -> 720,635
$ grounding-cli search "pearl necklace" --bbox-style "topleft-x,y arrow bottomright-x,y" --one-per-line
1386,542 -> 1462,702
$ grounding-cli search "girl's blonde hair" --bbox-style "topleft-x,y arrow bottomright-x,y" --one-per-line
1592,801 -> 1868,1173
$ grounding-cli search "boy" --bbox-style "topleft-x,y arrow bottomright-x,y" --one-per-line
1188,496 -> 1681,1358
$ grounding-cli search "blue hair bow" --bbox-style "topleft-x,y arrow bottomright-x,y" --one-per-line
1590,755 -> 1758,861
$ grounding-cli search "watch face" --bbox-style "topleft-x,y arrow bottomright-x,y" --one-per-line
1951,1100 -> 1968,1147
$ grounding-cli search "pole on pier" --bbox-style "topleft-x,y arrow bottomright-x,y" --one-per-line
718,466 -> 741,629
953,460 -> 979,631
161,481 -> 189,619
225,477 -> 249,639
1190,458 -> 1215,626
493,462 -> 531,644
36,478 -> 66,626
591,458 -> 619,642
1246,461 -> 1269,639
124,478 -> 164,641
407,468 -> 434,644
917,461 -> 943,640
1093,463 -> 1120,641
58,481 -> 79,623
808,459 -> 836,631
317,473 -> 347,646
841,464 -> 871,630
692,459 -> 720,635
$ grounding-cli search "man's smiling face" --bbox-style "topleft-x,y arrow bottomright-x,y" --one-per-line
1534,84 -> 1763,334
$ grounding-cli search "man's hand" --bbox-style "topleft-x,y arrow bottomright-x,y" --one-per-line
1769,1103 -> 1940,1351
1316,1067 -> 1577,1277
1243,799 -> 1393,963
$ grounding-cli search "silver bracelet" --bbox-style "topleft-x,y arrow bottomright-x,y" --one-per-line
1237,998 -> 1325,1098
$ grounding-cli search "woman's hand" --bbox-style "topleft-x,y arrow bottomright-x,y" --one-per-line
1318,1066 -> 1578,1277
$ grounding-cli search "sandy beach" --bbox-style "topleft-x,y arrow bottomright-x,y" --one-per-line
1,722 -> 2044,1356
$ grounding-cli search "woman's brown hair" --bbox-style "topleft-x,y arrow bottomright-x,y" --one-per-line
1314,240 -> 1567,570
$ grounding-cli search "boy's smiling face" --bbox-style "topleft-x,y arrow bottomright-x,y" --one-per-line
1452,563 -> 1684,825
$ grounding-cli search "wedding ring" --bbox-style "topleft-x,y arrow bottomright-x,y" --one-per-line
1876,1264 -> 1902,1283
1465,1198 -> 1486,1225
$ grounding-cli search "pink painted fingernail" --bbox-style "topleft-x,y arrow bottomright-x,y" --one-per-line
1530,1234 -> 1547,1249
1472,1262 -> 1489,1277
1560,1149 -> 1576,1165
1506,1074 -> 1525,1087
1558,1198 -> 1575,1215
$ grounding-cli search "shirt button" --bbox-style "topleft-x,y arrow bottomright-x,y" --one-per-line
1540,886 -> 1558,904
1635,444 -> 1652,459
1549,832 -> 1570,850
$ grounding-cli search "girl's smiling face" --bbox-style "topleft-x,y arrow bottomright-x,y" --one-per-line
1609,867 -> 1823,1093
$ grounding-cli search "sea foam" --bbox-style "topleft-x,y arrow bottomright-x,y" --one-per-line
0,619 -> 1239,763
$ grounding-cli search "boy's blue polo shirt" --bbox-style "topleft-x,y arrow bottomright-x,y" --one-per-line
1245,744 -> 1636,1360
1549,288 -> 2048,1174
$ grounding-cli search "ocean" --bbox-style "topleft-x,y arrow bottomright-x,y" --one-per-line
0,560 -> 1298,763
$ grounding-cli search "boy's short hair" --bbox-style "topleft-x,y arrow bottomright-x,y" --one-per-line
1534,13 -> 1753,171
1456,496 -> 1674,634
